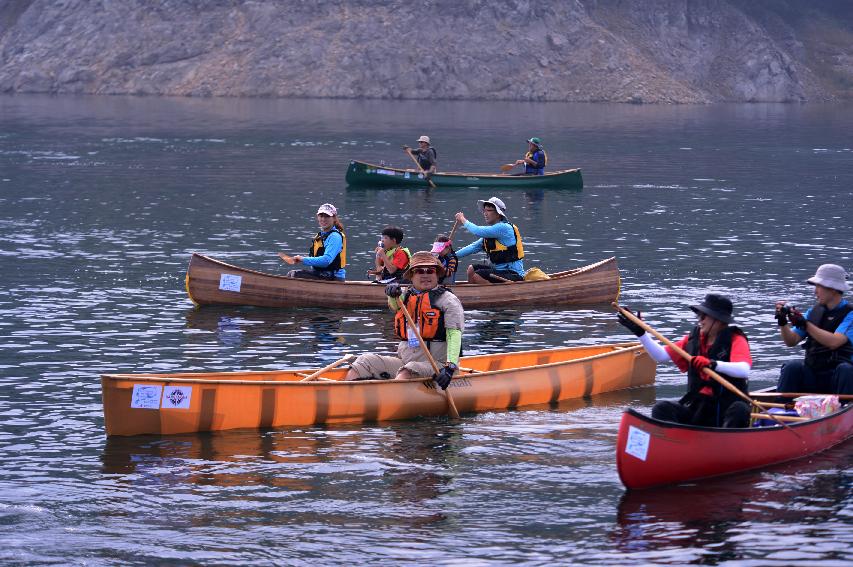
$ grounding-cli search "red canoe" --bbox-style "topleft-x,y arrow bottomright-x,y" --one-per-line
616,405 -> 853,490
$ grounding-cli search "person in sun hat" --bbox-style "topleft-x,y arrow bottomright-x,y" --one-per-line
453,196 -> 525,284
775,264 -> 853,396
512,137 -> 548,175
402,135 -> 437,181
617,293 -> 753,428
430,234 -> 458,284
286,203 -> 347,281
345,251 -> 464,390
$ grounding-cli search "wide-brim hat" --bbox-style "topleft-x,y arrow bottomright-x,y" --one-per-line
478,196 -> 508,219
316,203 -> 337,216
404,251 -> 446,279
807,263 -> 849,292
417,135 -> 430,144
689,293 -> 735,324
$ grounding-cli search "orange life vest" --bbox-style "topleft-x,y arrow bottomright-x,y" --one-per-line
394,288 -> 448,342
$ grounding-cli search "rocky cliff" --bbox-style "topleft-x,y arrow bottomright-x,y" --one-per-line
1,0 -> 851,103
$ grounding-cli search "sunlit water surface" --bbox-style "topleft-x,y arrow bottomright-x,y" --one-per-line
0,95 -> 851,565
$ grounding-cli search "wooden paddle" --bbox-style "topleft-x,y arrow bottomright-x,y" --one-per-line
612,302 -> 799,433
396,297 -> 460,418
299,354 -> 356,382
448,219 -> 459,242
500,163 -> 515,172
405,148 -> 437,188
278,252 -> 296,265
750,412 -> 807,423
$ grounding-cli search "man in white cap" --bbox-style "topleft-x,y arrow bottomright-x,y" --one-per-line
775,264 -> 853,396
453,196 -> 525,284
402,135 -> 437,182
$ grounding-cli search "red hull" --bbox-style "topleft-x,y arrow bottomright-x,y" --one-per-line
616,406 -> 853,490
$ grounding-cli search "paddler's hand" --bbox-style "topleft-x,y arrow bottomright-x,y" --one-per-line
433,362 -> 456,390
616,309 -> 645,337
690,355 -> 717,375
454,212 -> 467,224
384,283 -> 403,298
402,145 -> 411,152
788,306 -> 806,329
515,159 -> 524,166
292,255 -> 303,263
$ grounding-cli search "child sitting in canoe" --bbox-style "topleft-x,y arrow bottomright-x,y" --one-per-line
369,226 -> 411,284
431,234 -> 458,285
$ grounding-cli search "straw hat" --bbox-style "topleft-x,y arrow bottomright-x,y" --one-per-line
404,251 -> 446,279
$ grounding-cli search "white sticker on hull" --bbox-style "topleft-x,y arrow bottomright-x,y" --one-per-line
131,385 -> 162,409
162,386 -> 192,409
219,273 -> 242,292
625,425 -> 650,461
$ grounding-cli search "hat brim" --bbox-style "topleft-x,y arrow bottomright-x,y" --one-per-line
689,305 -> 734,324
807,277 -> 849,292
430,241 -> 450,254
477,200 -> 507,218
405,264 -> 446,279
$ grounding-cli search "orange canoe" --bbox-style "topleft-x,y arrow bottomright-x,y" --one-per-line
184,253 -> 620,309
102,342 -> 655,436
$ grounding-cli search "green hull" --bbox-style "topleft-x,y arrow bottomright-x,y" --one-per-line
345,160 -> 583,189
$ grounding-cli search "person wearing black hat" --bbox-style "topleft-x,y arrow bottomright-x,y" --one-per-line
617,293 -> 753,428
775,264 -> 853,396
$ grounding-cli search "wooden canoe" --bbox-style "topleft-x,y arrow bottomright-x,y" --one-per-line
102,342 -> 655,436
345,160 -> 583,189
185,253 -> 620,309
616,404 -> 853,490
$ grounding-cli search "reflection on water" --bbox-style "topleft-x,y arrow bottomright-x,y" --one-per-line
1,95 -> 852,563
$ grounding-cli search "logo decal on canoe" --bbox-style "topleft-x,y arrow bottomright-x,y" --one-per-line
162,386 -> 192,409
625,426 -> 650,461
131,385 -> 162,409
219,273 -> 242,292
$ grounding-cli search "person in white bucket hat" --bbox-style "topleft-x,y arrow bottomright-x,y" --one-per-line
775,263 -> 853,396
453,196 -> 525,284
402,135 -> 437,182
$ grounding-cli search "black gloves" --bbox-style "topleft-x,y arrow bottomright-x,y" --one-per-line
434,363 -> 457,390
385,283 -> 402,298
617,310 -> 645,337
775,305 -> 788,327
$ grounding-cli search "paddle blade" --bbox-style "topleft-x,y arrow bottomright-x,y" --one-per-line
500,164 -> 514,172
278,252 -> 296,265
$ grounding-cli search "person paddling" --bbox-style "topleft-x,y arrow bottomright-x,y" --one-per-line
286,203 -> 346,281
617,294 -> 752,428
402,135 -> 437,183
345,251 -> 463,388
454,197 -> 525,284
511,137 -> 547,175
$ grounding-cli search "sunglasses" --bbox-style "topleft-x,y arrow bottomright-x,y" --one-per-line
412,267 -> 437,275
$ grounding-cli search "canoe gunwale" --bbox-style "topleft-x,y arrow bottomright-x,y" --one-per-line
350,159 -> 582,180
189,253 -> 614,287
624,404 -> 852,433
102,342 -> 645,386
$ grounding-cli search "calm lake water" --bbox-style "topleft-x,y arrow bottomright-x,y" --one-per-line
0,94 -> 851,565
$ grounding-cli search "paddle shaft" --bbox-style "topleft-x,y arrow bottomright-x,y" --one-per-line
613,303 -> 776,414
750,412 -> 807,423
448,219 -> 459,242
299,354 -> 355,382
406,149 -> 437,188
396,297 -> 460,418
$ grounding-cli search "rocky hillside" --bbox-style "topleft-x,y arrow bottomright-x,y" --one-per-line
1,0 -> 851,103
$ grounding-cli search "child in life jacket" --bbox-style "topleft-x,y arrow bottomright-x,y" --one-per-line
370,226 -> 412,284
431,234 -> 458,285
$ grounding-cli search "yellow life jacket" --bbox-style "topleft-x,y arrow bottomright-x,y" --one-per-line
482,223 -> 524,264
310,227 -> 346,270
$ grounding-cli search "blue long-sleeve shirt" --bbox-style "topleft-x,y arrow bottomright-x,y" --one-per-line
455,220 -> 524,277
301,230 -> 346,279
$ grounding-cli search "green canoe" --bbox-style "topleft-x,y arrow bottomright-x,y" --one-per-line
345,160 -> 583,189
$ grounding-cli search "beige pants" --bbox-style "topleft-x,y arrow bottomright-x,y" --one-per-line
348,353 -> 434,380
